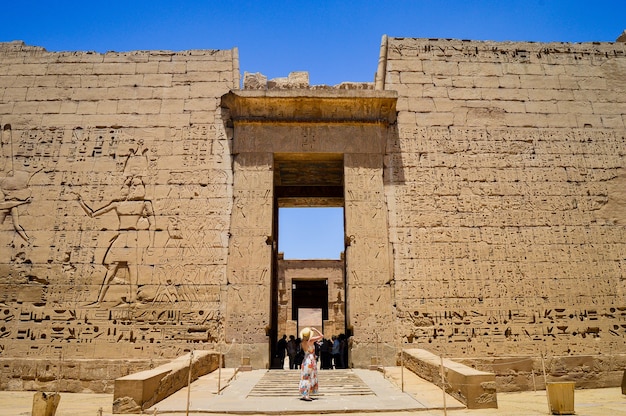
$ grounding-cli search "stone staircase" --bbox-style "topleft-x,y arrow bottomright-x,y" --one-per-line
248,369 -> 375,397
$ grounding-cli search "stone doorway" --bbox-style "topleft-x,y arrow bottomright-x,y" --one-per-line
271,152 -> 346,367
222,90 -> 397,369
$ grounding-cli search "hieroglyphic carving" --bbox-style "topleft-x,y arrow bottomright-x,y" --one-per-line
344,153 -> 394,344
0,122 -> 232,367
387,126 -> 626,357
225,152 -> 273,353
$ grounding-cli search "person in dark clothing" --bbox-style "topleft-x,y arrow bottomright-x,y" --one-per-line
276,334 -> 287,369
331,335 -> 342,369
319,338 -> 332,369
286,335 -> 297,369
339,333 -> 348,369
295,337 -> 304,368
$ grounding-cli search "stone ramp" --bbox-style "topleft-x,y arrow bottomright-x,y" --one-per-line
149,367 -> 465,414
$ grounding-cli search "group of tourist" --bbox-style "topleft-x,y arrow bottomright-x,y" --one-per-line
276,331 -> 350,371
276,329 -> 350,401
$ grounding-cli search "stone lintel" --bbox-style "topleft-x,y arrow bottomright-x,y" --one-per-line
232,123 -> 389,154
221,90 -> 397,124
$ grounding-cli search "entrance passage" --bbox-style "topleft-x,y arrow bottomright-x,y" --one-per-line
271,153 -> 347,365
292,279 -> 328,332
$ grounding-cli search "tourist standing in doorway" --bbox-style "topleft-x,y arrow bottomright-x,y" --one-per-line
298,327 -> 323,401
286,335 -> 297,369
276,334 -> 287,369
331,335 -> 342,369
295,337 -> 304,368
319,337 -> 332,369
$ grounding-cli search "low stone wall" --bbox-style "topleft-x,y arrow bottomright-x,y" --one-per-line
0,358 -> 170,393
113,350 -> 220,413
458,354 -> 626,392
402,348 -> 497,409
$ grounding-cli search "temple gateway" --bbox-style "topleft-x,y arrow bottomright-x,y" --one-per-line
0,33 -> 625,396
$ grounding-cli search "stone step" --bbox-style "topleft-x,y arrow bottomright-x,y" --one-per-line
248,369 -> 374,397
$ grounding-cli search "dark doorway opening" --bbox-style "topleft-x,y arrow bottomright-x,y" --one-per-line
292,279 -> 329,324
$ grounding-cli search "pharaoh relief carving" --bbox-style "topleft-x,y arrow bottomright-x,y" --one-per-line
76,176 -> 155,306
72,142 -> 156,307
0,170 -> 33,242
0,125 -> 40,245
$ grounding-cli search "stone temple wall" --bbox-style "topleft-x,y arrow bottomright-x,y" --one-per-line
0,35 -> 625,392
383,38 -> 626,388
0,41 -> 238,391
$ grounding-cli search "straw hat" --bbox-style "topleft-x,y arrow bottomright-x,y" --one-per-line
300,327 -> 311,340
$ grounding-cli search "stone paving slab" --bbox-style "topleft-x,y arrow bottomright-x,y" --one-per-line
150,368 -> 448,414
2,367 -> 626,415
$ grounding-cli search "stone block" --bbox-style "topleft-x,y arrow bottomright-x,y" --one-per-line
402,348 -> 497,409
448,87 -> 482,100
519,74 -> 561,89
458,62 -> 502,77
415,111 -> 454,126
159,99 -> 185,114
557,100 -> 593,114
157,61 -> 186,74
546,382 -> 575,415
92,62 -> 137,75
601,115 -> 625,128
80,74 -> 121,88
95,100 -> 119,114
423,60 -> 459,76
76,101 -> 98,114
31,392 -> 61,416
528,88 -> 575,101
113,351 -> 220,413
481,88 -> 528,101
422,84 -> 449,98
2,87 -> 27,101
142,73 -> 172,87
408,97 -> 436,112
135,61 -> 160,74
400,72 -> 432,84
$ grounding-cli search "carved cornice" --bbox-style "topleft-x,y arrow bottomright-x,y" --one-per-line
221,90 -> 397,125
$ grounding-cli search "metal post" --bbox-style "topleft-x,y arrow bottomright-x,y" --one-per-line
440,354 -> 448,416
186,350 -> 194,416
541,352 -> 548,386
217,348 -> 222,395
400,346 -> 404,393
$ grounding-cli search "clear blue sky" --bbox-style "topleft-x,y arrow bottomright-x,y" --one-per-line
2,1 -> 624,259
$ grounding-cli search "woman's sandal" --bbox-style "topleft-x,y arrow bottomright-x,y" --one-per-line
300,396 -> 313,401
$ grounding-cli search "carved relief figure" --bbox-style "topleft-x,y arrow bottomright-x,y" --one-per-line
76,175 -> 155,306
0,170 -> 35,242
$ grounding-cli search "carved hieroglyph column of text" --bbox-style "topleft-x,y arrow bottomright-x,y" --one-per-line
225,152 -> 274,368
344,153 -> 395,367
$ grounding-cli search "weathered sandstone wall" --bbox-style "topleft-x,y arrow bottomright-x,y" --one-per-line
384,37 -> 626,387
0,41 -> 237,391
